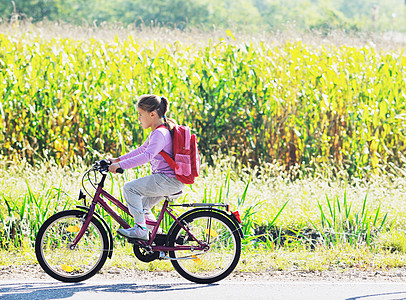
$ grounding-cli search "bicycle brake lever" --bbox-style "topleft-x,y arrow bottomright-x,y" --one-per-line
99,159 -> 111,168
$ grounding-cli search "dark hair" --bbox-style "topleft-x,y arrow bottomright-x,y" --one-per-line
137,94 -> 177,132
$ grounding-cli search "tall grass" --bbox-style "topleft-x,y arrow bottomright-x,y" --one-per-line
306,191 -> 388,247
0,179 -> 70,248
1,30 -> 406,177
0,158 -> 399,251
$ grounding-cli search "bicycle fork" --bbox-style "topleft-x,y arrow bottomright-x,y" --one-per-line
69,205 -> 96,250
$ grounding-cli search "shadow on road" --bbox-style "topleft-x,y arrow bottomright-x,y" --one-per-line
0,281 -> 214,300
346,291 -> 406,300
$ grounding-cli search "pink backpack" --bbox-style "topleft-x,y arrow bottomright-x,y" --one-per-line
159,125 -> 201,184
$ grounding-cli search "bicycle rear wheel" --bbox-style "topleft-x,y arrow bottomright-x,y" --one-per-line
168,210 -> 241,284
35,210 -> 109,282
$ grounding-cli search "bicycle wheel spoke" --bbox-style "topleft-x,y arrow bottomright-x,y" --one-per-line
168,210 -> 241,284
35,210 -> 109,282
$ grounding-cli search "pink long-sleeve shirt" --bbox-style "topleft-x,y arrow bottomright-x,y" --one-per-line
119,127 -> 175,177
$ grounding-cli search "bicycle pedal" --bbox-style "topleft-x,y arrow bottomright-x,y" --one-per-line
127,238 -> 138,244
127,238 -> 148,244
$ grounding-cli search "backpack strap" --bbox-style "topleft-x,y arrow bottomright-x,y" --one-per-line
156,124 -> 178,170
184,127 -> 191,150
159,150 -> 178,171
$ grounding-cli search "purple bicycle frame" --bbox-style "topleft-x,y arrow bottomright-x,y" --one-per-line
71,184 -> 208,252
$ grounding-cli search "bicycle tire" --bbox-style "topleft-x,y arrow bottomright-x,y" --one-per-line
168,210 -> 241,284
35,209 -> 109,282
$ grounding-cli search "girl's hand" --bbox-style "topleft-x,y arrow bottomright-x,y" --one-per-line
109,157 -> 120,164
109,163 -> 121,174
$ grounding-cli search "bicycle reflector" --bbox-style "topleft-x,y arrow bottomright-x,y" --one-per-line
61,264 -> 74,273
191,255 -> 202,264
232,211 -> 242,223
67,225 -> 80,233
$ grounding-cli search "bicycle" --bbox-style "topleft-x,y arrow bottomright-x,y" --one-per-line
35,160 -> 243,284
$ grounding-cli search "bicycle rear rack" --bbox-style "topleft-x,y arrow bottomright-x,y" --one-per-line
169,203 -> 229,209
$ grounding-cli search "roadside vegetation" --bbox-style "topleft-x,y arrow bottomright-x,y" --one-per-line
1,156 -> 406,272
1,24 -> 406,273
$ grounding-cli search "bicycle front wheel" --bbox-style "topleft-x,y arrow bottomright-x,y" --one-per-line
168,210 -> 241,284
35,210 -> 109,282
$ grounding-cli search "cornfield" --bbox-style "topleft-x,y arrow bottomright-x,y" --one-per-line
1,32 -> 406,177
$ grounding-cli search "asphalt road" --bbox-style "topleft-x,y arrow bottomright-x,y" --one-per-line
1,280 -> 406,300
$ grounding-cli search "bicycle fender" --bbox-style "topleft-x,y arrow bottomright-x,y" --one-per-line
209,209 -> 244,240
168,207 -> 244,240
76,205 -> 114,259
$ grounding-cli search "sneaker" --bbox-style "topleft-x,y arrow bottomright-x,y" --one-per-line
117,225 -> 149,240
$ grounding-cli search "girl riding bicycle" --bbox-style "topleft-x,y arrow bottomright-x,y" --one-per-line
36,99 -> 242,283
108,94 -> 184,240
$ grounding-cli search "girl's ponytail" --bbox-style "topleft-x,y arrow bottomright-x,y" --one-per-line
160,96 -> 177,134
159,96 -> 169,121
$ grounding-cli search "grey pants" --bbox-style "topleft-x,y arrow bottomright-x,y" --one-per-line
123,173 -> 185,224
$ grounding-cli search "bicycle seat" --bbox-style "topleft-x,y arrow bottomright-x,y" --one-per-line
165,191 -> 183,201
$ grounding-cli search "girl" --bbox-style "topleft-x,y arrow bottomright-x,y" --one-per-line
108,94 -> 184,240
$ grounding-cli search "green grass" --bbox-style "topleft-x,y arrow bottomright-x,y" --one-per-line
1,157 -> 406,271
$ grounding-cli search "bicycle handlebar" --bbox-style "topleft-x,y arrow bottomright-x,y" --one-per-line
82,159 -> 124,196
97,159 -> 124,174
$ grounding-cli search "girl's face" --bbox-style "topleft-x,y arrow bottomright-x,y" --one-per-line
137,107 -> 157,129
